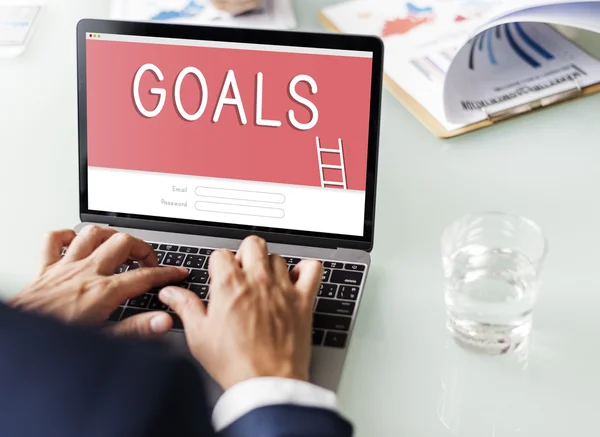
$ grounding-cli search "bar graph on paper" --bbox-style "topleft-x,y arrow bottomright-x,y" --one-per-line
410,47 -> 459,82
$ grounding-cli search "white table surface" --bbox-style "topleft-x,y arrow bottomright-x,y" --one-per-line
2,1 -> 600,436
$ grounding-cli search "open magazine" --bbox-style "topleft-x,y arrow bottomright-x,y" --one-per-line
321,0 -> 600,136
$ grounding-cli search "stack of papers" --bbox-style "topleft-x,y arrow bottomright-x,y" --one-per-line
110,0 -> 296,30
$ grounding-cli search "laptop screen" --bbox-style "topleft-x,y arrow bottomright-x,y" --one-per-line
85,32 -> 374,237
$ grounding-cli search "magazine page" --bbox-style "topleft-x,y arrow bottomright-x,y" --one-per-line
323,0 -> 600,132
484,2 -> 600,35
322,0 -> 512,132
443,21 -> 600,125
469,0 -> 600,37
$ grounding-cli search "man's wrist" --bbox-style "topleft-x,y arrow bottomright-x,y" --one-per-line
219,365 -> 309,391
212,377 -> 338,431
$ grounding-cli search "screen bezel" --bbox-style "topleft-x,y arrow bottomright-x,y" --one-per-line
77,19 -> 383,251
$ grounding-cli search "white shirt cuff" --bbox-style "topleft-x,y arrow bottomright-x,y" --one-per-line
212,377 -> 337,431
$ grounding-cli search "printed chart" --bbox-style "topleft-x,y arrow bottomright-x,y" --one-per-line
150,0 -> 206,21
410,46 -> 459,82
114,0 -> 212,23
467,22 -> 555,71
110,0 -> 297,29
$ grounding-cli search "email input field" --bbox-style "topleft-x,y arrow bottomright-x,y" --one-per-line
195,186 -> 285,204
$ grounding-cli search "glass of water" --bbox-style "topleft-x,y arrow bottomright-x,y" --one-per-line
441,212 -> 547,355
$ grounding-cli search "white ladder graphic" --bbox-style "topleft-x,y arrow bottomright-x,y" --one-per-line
316,137 -> 347,189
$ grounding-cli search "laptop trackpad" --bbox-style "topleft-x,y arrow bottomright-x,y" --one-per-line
161,332 -> 346,408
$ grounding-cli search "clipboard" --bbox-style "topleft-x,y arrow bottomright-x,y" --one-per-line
319,12 -> 600,139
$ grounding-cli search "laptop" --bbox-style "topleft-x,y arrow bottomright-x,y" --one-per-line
76,19 -> 383,402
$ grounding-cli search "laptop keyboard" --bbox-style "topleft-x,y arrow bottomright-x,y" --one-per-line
107,242 -> 366,349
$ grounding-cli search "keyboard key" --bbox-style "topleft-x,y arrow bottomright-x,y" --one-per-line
179,246 -> 199,254
330,269 -> 363,286
114,265 -> 128,274
148,295 -> 169,311
324,261 -> 344,269
155,251 -> 166,264
189,284 -> 209,299
170,314 -> 184,330
121,308 -> 149,320
312,329 -> 325,346
128,262 -> 140,270
159,244 -> 179,252
183,255 -> 206,269
322,269 -> 332,282
163,253 -> 185,266
108,307 -> 124,322
284,257 -> 302,265
127,294 -> 152,309
148,243 -> 159,249
200,248 -> 214,256
288,263 -> 297,272
313,314 -> 351,331
188,269 -> 209,284
344,263 -> 366,272
324,332 -> 348,348
316,299 -> 355,316
319,284 -> 337,298
337,286 -> 359,301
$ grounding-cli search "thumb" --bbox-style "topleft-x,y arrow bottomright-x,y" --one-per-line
159,286 -> 207,330
106,311 -> 173,338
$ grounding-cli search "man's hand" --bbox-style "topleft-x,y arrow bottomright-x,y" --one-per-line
9,226 -> 189,338
159,236 -> 322,390
211,0 -> 260,15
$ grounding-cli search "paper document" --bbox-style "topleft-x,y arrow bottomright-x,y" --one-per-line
322,0 -> 600,132
444,22 -> 600,125
110,0 -> 296,30
0,6 -> 39,45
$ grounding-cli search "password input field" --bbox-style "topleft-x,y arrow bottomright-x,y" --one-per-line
195,186 -> 285,204
194,201 -> 285,218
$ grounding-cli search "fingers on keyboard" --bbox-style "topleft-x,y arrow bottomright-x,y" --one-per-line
114,242 -> 365,349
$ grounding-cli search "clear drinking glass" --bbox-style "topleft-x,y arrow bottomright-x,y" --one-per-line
441,212 -> 548,355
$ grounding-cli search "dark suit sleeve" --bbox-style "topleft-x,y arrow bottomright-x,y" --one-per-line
220,405 -> 354,437
0,303 -> 213,437
0,303 -> 353,437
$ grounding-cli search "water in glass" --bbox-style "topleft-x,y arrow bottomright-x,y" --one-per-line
444,243 -> 539,355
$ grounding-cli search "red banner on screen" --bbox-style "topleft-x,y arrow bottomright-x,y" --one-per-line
86,39 -> 373,190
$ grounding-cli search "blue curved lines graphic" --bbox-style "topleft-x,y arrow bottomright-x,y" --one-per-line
468,23 -> 554,70
468,33 -> 481,70
514,22 -> 554,60
504,24 -> 540,68
486,29 -> 497,65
